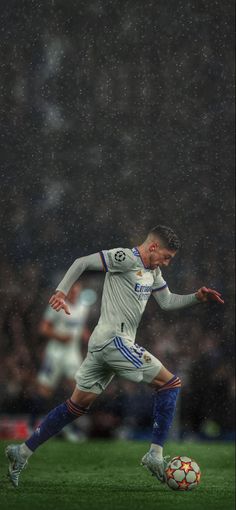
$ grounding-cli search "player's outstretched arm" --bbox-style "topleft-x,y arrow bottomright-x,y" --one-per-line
195,286 -> 224,304
153,285 -> 224,310
49,253 -> 105,314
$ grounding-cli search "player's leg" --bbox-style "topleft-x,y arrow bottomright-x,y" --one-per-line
25,387 -> 97,453
142,365 -> 181,482
5,350 -> 114,487
101,337 -> 181,483
20,351 -> 114,455
149,366 -> 181,452
5,387 -> 97,487
61,353 -> 89,441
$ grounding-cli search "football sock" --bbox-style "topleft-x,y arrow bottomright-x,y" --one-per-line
25,399 -> 89,453
19,443 -> 33,459
150,443 -> 163,459
152,376 -> 181,447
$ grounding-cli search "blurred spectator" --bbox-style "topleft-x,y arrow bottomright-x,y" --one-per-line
29,283 -> 96,441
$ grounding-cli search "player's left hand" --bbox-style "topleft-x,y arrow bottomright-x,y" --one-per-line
195,286 -> 224,304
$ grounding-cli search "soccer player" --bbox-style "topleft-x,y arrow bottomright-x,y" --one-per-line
5,225 -> 224,487
31,282 -> 97,441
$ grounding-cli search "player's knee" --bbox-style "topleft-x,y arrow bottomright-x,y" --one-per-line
71,386 -> 98,408
165,375 -> 182,390
173,375 -> 181,387
152,374 -> 182,391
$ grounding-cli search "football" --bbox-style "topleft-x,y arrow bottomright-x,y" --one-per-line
165,456 -> 201,491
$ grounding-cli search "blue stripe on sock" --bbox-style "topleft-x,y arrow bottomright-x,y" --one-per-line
160,375 -> 177,388
114,337 -> 142,368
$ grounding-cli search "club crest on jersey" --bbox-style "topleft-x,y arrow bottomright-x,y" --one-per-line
136,270 -> 143,277
114,250 -> 126,262
143,353 -> 151,363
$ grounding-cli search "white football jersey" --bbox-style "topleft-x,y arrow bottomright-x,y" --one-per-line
88,247 -> 167,351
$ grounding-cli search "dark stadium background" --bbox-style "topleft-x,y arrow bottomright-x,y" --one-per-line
0,0 -> 234,442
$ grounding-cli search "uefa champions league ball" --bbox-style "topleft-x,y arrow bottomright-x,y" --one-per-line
165,456 -> 201,491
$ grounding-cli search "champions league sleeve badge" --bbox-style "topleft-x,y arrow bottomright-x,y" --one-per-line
114,250 -> 126,262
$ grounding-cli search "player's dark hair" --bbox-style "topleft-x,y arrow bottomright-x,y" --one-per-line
149,225 -> 181,251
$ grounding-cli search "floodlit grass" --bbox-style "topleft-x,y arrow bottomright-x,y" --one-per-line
0,439 -> 235,510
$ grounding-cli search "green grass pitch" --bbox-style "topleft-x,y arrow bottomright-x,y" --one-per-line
0,439 -> 235,510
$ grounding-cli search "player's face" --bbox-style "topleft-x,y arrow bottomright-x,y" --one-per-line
149,243 -> 176,269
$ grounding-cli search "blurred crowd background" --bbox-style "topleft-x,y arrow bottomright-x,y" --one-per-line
0,0 -> 234,441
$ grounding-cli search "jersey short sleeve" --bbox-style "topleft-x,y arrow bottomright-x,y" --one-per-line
152,267 -> 168,292
100,248 -> 136,273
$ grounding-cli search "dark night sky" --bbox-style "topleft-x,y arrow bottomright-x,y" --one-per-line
0,0 -> 234,287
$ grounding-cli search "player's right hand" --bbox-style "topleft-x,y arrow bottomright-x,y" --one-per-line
49,291 -> 71,315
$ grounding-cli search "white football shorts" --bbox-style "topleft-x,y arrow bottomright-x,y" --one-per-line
75,336 -> 163,394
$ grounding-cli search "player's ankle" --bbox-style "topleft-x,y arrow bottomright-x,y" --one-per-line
19,443 -> 33,459
150,443 -> 163,459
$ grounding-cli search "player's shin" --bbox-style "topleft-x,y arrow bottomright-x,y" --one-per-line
151,376 -> 181,453
22,399 -> 89,455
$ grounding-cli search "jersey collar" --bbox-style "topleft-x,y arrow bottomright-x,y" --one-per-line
132,247 -> 149,269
